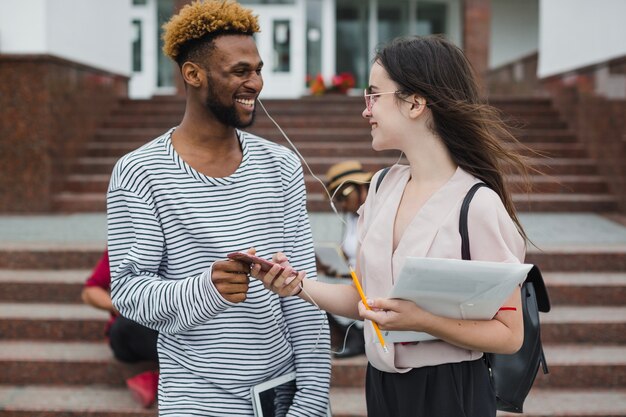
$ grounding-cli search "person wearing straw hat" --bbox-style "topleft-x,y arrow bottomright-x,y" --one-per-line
324,160 -> 373,269
319,160 -> 372,358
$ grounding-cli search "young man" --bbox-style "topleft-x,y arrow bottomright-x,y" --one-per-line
106,1 -> 330,415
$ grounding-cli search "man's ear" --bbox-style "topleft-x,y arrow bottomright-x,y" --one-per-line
181,62 -> 203,88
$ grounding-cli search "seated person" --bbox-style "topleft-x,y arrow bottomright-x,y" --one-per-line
318,160 -> 372,358
81,250 -> 159,407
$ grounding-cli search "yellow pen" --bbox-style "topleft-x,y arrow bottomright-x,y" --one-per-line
349,266 -> 389,353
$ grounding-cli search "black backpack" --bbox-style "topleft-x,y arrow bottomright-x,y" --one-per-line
460,183 -> 551,413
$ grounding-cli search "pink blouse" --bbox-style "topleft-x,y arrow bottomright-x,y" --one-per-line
356,166 -> 525,373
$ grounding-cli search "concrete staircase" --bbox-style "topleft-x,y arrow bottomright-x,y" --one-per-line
52,95 -> 619,213
0,239 -> 625,416
1,95 -> 624,416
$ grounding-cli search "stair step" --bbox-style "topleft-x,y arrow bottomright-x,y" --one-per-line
310,192 -> 619,212
86,139 -> 589,160
0,303 -> 108,341
535,344 -> 626,389
100,114 -> 568,130
2,243 -> 622,274
50,191 -> 620,213
249,127 -> 579,142
330,344 -> 626,389
1,270 -> 622,306
541,306 -> 626,344
0,385 -> 156,417
511,193 -> 618,212
60,172 -> 610,195
0,341 -> 623,388
0,293 -> 623,343
0,385 -> 364,417
0,247 -> 103,269
525,245 -> 626,271
308,175 -> 609,194
0,341 -> 155,386
544,272 -> 626,305
1,385 -> 623,417
0,270 -> 87,302
91,125 -> 578,143
70,156 -> 600,176
498,388 -> 626,417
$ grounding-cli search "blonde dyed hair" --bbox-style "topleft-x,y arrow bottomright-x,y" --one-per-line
162,0 -> 260,62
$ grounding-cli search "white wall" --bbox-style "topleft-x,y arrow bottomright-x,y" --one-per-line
0,0 -> 48,53
0,0 -> 131,76
490,0 -> 539,68
47,0 -> 131,75
539,0 -> 626,78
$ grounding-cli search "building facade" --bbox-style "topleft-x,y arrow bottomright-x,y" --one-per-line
126,0 -> 539,98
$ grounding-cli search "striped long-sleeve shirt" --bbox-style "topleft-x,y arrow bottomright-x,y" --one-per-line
107,128 -> 331,416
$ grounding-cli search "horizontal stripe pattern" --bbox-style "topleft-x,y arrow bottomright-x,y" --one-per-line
107,128 -> 330,416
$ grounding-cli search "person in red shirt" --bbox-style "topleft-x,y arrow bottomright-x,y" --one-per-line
82,250 -> 159,407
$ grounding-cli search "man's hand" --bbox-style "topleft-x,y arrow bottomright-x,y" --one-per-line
211,259 -> 251,303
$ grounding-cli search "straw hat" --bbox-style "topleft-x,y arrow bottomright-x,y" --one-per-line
325,160 -> 373,193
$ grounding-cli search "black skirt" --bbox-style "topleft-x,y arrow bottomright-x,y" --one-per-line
366,358 -> 496,417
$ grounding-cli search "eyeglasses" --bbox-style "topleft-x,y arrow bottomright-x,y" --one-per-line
364,89 -> 398,112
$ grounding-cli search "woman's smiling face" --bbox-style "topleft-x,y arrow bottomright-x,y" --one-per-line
362,62 -> 413,152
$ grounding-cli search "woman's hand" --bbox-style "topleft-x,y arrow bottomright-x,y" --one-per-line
250,251 -> 305,297
358,298 -> 434,332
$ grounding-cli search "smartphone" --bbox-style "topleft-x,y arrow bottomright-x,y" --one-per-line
227,252 -> 294,275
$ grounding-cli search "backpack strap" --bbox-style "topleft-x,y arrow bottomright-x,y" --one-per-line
375,167 -> 391,193
459,183 -> 488,260
460,183 -> 550,378
460,184 -> 552,313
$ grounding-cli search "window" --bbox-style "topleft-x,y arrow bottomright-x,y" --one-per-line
132,19 -> 142,72
416,2 -> 447,36
273,20 -> 291,72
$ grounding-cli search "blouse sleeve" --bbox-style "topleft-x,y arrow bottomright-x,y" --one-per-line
466,187 -> 526,264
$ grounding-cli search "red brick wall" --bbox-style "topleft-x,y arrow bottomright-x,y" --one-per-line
543,71 -> 626,212
486,53 -> 543,96
487,54 -> 626,213
463,0 -> 491,93
0,55 -> 128,212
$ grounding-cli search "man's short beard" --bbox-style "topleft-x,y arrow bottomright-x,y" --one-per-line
205,82 -> 256,128
205,96 -> 255,128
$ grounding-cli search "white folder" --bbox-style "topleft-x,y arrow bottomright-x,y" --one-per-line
383,257 -> 532,343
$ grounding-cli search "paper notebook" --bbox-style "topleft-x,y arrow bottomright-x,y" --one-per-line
383,257 -> 532,343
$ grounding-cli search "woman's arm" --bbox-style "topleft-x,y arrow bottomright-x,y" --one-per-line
360,286 -> 524,354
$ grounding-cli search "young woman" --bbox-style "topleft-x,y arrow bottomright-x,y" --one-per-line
253,35 -> 532,417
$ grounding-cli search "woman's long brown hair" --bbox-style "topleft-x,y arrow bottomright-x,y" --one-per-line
376,35 -> 533,241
